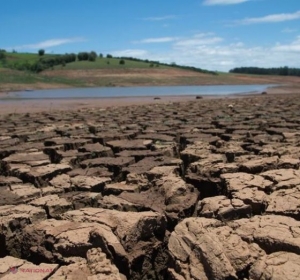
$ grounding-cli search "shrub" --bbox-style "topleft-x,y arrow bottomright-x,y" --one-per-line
38,49 -> 45,56
88,51 -> 97,61
0,50 -> 6,61
77,52 -> 89,61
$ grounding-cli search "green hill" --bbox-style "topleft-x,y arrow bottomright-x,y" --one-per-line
53,58 -> 167,70
0,51 -> 164,71
0,50 -> 215,74
0,51 -> 54,68
1,50 -> 291,93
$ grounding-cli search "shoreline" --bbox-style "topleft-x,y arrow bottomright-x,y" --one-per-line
0,82 -> 277,95
0,77 -> 289,95
0,84 -> 298,115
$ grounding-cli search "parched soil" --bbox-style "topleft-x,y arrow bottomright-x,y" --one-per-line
1,90 -> 300,279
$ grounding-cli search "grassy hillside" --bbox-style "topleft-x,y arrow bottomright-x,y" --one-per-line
0,51 -> 168,70
0,52 -> 173,91
53,57 -> 169,70
0,51 -> 295,93
0,68 -> 87,92
0,52 -> 54,68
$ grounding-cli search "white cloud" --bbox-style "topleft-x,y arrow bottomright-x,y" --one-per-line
230,42 -> 244,47
110,49 -> 149,57
11,37 -> 86,50
240,10 -> 300,24
142,15 -> 177,21
272,36 -> 300,52
114,34 -> 300,72
135,37 -> 177,44
203,0 -> 249,5
174,33 -> 223,47
282,28 -> 297,33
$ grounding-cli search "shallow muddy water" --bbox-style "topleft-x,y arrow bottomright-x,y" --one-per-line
3,84 -> 276,100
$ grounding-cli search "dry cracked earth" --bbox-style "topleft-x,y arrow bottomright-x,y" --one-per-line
1,94 -> 300,279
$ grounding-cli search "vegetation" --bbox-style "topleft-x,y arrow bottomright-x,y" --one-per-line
0,68 -> 86,87
38,49 -> 45,56
0,49 -> 218,76
52,57 -> 167,70
0,49 -> 6,61
229,66 -> 300,77
113,56 -> 217,75
77,51 -> 97,62
0,51 -> 80,73
89,51 -> 97,61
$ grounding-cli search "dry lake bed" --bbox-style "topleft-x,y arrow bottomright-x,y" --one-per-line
1,88 -> 300,279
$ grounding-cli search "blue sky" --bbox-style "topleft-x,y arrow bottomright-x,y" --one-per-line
1,0 -> 299,71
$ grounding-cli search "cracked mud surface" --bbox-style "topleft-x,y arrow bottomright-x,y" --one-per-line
1,94 -> 300,279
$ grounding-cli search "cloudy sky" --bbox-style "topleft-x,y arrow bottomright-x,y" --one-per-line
1,0 -> 299,71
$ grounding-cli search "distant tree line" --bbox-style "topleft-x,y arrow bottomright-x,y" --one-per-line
169,64 -> 217,75
229,66 -> 300,77
115,56 -> 160,66
77,51 -> 97,61
114,56 -> 217,75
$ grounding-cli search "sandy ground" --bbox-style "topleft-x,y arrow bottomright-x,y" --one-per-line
0,84 -> 298,115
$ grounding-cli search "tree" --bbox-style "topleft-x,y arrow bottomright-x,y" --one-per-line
279,66 -> 289,76
106,54 -> 113,58
99,53 -> 103,58
38,49 -> 45,56
0,50 -> 6,61
119,59 -> 125,65
77,52 -> 89,61
88,51 -> 97,61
